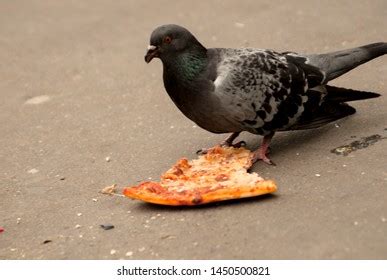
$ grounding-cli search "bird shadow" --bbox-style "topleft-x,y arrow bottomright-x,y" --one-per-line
130,193 -> 278,213
248,125 -> 336,158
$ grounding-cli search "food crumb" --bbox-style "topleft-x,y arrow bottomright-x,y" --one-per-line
92,198 -> 98,202
77,213 -> 82,217
315,174 -> 321,177
100,184 -> 117,195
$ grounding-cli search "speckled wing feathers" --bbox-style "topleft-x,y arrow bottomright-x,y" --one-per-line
212,48 -> 326,135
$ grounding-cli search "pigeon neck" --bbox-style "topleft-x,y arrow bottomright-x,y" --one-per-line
164,46 -> 207,82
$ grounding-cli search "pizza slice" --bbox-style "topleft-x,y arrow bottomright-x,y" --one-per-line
123,146 -> 277,206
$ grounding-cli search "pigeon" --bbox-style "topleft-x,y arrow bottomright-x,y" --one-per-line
144,24 -> 386,165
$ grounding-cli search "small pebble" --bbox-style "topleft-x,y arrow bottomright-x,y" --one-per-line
110,249 -> 117,255
138,247 -> 145,252
79,235 -> 83,238
16,218 -> 21,224
10,248 -> 16,252
127,210 -> 131,214
156,213 -> 161,217
354,221 -> 359,226
77,213 -> 82,217
125,251 -> 133,257
105,157 -> 111,162
100,224 -> 115,230
92,198 -> 98,202
75,224 -> 81,229
315,174 -> 321,177
28,168 -> 39,174
335,123 -> 340,128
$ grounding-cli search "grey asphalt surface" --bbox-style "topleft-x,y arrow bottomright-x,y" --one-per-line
1,0 -> 386,259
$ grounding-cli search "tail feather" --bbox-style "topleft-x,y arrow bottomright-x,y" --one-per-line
307,42 -> 387,82
325,85 -> 381,102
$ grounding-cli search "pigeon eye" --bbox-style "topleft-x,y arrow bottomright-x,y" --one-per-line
163,36 -> 172,44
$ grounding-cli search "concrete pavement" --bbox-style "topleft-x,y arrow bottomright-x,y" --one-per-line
0,0 -> 386,259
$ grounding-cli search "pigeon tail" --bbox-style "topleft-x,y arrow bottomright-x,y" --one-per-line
307,42 -> 387,82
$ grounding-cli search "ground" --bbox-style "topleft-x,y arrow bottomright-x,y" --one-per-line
0,0 -> 386,259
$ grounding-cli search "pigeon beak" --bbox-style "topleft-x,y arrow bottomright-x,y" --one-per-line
145,45 -> 159,63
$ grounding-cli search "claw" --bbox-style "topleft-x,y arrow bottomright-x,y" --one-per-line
196,148 -> 209,155
230,140 -> 246,148
251,150 -> 276,165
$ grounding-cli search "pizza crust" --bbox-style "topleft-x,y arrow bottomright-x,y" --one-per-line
123,146 -> 277,206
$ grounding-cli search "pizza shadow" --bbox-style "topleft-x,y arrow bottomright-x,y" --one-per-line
132,193 -> 278,212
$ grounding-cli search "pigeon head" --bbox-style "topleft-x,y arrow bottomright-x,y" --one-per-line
145,24 -> 206,63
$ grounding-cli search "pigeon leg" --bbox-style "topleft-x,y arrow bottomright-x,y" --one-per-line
251,132 -> 275,165
220,132 -> 245,147
197,132 -> 244,154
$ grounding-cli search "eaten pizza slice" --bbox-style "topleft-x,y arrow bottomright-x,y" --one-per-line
123,146 -> 277,206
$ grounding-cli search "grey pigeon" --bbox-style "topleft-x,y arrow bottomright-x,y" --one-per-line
145,24 -> 386,165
